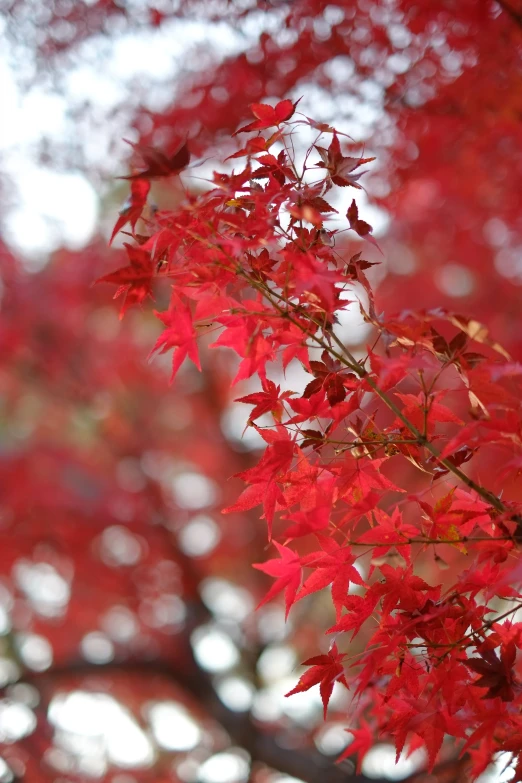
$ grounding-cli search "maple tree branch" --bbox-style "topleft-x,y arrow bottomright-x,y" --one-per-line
332,536 -> 514,547
482,600 -> 522,628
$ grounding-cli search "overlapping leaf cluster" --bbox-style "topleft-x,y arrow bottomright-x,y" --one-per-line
102,104 -> 522,780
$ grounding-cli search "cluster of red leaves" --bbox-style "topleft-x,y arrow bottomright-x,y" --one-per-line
101,105 -> 522,780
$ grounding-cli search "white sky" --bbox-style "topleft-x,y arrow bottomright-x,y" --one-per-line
0,16 -> 247,262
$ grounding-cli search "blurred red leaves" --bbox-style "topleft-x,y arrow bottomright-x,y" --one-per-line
120,140 -> 191,181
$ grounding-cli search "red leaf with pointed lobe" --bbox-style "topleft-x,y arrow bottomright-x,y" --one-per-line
299,543 -> 366,621
110,178 -> 150,245
347,199 -> 372,237
234,98 -> 301,134
285,643 -> 349,718
283,503 -> 331,539
357,508 -> 418,564
236,378 -> 294,423
378,564 -> 440,617
96,243 -> 155,317
253,541 -> 301,619
149,296 -> 201,383
465,642 -> 518,701
337,719 -> 373,773
315,134 -> 374,188
224,427 -> 295,535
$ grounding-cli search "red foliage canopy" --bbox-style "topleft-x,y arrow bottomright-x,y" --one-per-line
1,1 -> 522,781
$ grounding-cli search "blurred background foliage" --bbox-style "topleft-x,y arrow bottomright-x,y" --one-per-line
0,1 -> 521,781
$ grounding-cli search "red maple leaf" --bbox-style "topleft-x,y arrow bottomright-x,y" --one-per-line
289,251 -> 344,312
299,541 -> 366,621
465,642 -> 518,701
347,199 -> 382,254
224,427 -> 295,534
315,133 -> 374,188
378,564 -> 440,617
337,719 -> 374,773
210,311 -> 276,385
283,502 -> 332,539
96,243 -> 155,317
287,391 -> 331,424
110,178 -> 151,245
234,98 -> 300,134
253,541 -> 301,618
327,590 -> 382,638
303,350 -> 356,406
235,378 -> 294,424
149,297 -> 201,383
285,643 -> 349,718
385,700 -> 464,771
357,508 -> 418,565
